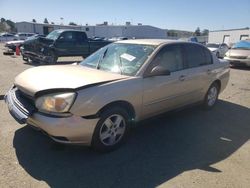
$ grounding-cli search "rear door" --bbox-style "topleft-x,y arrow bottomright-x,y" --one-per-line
74,32 -> 89,57
183,43 -> 214,100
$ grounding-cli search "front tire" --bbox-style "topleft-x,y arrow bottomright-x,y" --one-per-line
216,52 -> 220,58
203,83 -> 219,110
91,107 -> 130,152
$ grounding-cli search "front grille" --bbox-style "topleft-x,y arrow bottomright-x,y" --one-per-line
11,88 -> 36,116
229,56 -> 247,59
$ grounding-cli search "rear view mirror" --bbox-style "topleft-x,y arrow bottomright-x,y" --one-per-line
149,65 -> 170,77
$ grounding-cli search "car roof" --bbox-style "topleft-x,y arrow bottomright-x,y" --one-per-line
54,29 -> 84,32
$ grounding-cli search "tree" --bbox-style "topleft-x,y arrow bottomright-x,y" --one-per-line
194,27 -> 201,36
43,18 -> 49,24
1,18 -> 6,23
51,22 -> 55,24
202,29 -> 209,36
0,18 -> 16,32
6,20 -> 16,32
32,19 -> 36,23
69,22 -> 77,26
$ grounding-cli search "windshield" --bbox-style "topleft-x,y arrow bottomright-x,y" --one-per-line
80,43 -> 156,76
232,41 -> 250,50
206,43 -> 219,48
46,30 -> 62,40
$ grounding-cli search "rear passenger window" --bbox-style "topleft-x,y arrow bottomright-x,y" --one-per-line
185,44 -> 211,68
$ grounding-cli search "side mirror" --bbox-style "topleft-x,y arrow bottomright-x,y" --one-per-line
57,36 -> 65,42
149,65 -> 170,77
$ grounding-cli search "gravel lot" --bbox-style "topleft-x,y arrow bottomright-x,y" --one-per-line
0,43 -> 250,188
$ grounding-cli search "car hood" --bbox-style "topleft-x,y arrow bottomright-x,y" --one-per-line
227,49 -> 250,57
6,40 -> 24,45
207,47 -> 218,52
14,65 -> 129,96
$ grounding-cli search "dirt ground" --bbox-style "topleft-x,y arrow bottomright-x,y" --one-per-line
0,43 -> 249,188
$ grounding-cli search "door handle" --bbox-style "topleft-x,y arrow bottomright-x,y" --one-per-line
179,75 -> 185,81
207,69 -> 212,75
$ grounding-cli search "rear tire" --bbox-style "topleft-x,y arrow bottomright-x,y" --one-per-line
91,107 -> 130,152
203,83 -> 219,110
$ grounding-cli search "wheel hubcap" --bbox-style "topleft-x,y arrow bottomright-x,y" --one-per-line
99,114 -> 126,146
207,86 -> 218,106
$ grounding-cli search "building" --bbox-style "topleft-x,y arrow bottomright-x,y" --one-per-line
208,28 -> 250,46
81,25 -> 166,39
15,21 -> 167,39
15,22 -> 81,35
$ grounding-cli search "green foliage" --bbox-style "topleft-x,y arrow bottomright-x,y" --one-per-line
202,29 -> 209,36
1,18 -> 6,23
69,22 -> 77,26
44,18 -> 49,24
0,18 -> 16,32
194,27 -> 201,36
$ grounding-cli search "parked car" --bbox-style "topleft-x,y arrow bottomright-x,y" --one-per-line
109,37 -> 129,41
14,33 -> 35,40
206,43 -> 229,58
0,33 -> 16,42
5,34 -> 46,51
5,40 -> 24,51
21,29 -> 112,64
224,40 -> 250,67
178,37 -> 198,43
25,34 -> 46,41
5,40 -> 230,152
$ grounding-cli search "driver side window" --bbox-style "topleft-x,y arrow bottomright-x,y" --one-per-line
151,44 -> 184,72
59,32 -> 75,42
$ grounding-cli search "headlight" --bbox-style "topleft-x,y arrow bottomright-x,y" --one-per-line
225,52 -> 229,57
247,55 -> 250,59
35,92 -> 76,113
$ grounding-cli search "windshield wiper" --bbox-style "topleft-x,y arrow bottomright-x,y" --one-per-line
96,48 -> 108,69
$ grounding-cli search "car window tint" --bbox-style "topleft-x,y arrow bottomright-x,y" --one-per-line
185,44 -> 209,67
60,32 -> 74,42
204,48 -> 213,65
75,32 -> 87,42
151,44 -> 184,72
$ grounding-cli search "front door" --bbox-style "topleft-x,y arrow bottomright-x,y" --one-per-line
55,31 -> 77,56
142,44 -> 193,118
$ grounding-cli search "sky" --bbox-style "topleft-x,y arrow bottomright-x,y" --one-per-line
0,0 -> 250,31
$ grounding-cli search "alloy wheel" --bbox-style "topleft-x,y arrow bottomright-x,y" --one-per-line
99,114 -> 126,146
207,86 -> 218,106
